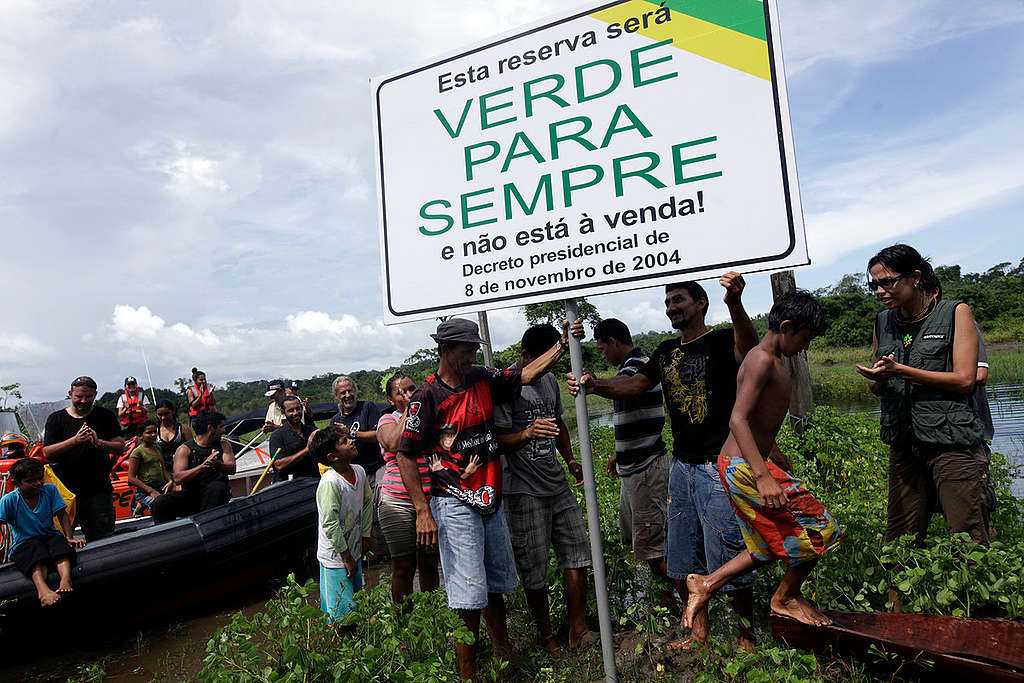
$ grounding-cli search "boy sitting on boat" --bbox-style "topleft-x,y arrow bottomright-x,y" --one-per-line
683,292 -> 843,640
309,425 -> 376,622
0,457 -> 86,606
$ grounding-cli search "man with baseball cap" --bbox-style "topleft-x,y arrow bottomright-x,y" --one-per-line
262,380 -> 287,433
116,376 -> 149,436
396,316 -> 579,682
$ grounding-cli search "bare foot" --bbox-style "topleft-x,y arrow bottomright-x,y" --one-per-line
665,636 -> 703,651
569,629 -> 597,650
540,634 -> 562,656
57,580 -> 73,594
770,594 -> 831,627
39,589 -> 61,607
682,574 -> 713,635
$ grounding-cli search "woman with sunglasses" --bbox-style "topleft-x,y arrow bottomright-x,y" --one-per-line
856,244 -> 989,551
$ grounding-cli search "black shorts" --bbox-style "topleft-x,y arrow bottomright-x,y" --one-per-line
10,534 -> 76,577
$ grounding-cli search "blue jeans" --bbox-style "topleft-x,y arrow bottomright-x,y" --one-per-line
665,459 -> 753,592
431,496 -> 518,609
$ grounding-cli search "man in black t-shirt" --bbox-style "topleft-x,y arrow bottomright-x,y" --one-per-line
568,273 -> 759,649
269,396 -> 318,481
42,376 -> 124,541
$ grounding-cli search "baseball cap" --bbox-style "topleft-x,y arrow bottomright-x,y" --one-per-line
430,318 -> 488,345
264,380 -> 285,397
125,376 -> 138,385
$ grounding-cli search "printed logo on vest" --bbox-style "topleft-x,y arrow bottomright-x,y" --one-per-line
921,334 -> 946,340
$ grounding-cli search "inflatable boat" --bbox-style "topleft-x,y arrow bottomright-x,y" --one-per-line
0,477 -> 317,645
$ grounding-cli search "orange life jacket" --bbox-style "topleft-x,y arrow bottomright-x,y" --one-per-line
120,389 -> 148,427
189,384 -> 214,417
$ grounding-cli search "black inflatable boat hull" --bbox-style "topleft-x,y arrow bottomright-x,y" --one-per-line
0,478 -> 317,643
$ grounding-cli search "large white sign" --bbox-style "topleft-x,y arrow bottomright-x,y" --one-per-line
373,0 -> 808,323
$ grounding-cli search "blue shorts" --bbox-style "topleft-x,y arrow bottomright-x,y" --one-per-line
431,496 -> 518,610
666,459 -> 753,592
320,560 -> 362,621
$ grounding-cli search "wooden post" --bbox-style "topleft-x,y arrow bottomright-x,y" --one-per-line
771,271 -> 814,434
477,311 -> 494,367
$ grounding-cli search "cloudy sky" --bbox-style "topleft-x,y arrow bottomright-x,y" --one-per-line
3,0 -> 1023,403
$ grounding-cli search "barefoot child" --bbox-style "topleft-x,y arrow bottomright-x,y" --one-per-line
309,425 -> 376,621
684,291 -> 842,640
0,457 -> 86,606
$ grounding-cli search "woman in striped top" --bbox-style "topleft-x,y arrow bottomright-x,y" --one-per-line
376,372 -> 440,605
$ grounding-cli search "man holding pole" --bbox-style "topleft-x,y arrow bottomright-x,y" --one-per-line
569,272 -> 759,649
397,317 -> 577,682
493,324 -> 592,655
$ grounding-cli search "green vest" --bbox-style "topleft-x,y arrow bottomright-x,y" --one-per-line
875,299 -> 983,447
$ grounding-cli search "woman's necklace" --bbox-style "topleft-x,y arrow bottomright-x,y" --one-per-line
896,293 -> 935,325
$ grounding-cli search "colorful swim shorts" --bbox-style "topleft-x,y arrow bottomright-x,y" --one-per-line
718,455 -> 842,566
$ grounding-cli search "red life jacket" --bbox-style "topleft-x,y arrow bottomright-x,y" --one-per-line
120,389 -> 148,427
189,384 -> 214,417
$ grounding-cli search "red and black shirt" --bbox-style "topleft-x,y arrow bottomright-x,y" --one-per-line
398,366 -> 521,514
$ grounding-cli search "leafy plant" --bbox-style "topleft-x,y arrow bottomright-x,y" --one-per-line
201,574 -> 471,682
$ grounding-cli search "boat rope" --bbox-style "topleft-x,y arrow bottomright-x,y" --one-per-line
788,414 -> 889,462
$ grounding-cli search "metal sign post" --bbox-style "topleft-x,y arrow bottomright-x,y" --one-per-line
565,297 -> 617,682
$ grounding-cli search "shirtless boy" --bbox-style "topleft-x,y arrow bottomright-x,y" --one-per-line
683,291 -> 842,639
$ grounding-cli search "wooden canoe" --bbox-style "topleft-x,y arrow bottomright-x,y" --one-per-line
771,609 -> 1024,681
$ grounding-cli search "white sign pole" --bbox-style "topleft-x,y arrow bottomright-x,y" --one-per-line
565,297 -> 617,682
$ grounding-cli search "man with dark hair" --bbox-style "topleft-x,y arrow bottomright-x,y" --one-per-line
591,318 -> 676,609
269,395 -> 319,481
151,411 -> 235,524
398,316 -> 577,682
493,324 -> 591,654
42,376 -> 124,541
683,291 -> 839,636
570,272 -> 759,649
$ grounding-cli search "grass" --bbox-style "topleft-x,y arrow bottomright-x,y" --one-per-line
806,343 -> 1024,409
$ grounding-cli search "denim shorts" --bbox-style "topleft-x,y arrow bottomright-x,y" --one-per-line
665,459 -> 753,591
431,496 -> 518,609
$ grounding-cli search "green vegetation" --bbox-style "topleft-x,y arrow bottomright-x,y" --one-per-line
200,410 -> 1024,681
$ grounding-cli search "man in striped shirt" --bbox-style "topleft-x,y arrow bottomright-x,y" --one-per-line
592,319 -> 679,609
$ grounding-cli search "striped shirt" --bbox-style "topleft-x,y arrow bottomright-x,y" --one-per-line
614,348 -> 667,476
378,411 -> 430,500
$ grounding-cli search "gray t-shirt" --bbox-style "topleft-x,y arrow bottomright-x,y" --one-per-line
973,324 -> 994,441
493,372 -> 569,497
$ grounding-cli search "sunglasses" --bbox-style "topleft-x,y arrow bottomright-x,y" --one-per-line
867,273 -> 908,290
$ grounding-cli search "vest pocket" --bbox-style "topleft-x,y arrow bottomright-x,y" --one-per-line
879,396 -> 903,445
911,405 -> 982,447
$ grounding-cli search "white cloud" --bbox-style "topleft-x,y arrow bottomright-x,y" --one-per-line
0,333 -> 57,365
801,110 -> 1024,265
780,0 -> 1024,76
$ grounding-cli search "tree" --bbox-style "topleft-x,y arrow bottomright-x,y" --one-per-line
522,299 -> 600,328
173,377 -> 190,399
1,383 -> 22,411
403,348 -> 439,366
813,273 -> 867,296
